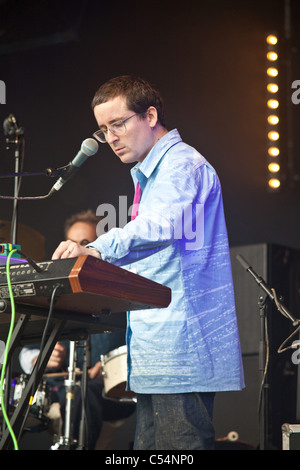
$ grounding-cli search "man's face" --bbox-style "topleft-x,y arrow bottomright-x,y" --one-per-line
67,221 -> 96,245
93,95 -> 157,164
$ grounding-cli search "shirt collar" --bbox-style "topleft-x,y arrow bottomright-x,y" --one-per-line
131,129 -> 182,183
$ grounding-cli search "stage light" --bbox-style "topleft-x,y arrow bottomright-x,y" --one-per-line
267,83 -> 278,93
267,67 -> 278,77
266,33 -> 280,190
268,131 -> 279,141
267,51 -> 278,62
268,147 -> 280,157
266,35 -> 278,45
268,178 -> 280,189
267,115 -> 279,125
268,163 -> 280,173
267,99 -> 279,109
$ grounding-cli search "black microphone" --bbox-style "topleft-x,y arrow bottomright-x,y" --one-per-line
49,138 -> 99,195
3,114 -> 24,136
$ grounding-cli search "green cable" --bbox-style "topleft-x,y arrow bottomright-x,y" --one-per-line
0,249 -> 19,450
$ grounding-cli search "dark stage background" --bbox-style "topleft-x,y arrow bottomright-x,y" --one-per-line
1,0 -> 300,450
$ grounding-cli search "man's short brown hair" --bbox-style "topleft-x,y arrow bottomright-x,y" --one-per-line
91,75 -> 166,128
64,209 -> 101,238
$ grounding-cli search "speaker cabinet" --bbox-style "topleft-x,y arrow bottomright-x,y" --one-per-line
213,243 -> 300,449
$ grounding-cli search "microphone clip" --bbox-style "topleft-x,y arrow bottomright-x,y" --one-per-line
46,164 -> 71,178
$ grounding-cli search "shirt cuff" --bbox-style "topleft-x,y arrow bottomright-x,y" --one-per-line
86,246 -> 101,258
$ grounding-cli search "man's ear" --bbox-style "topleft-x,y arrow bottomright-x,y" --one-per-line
146,106 -> 158,128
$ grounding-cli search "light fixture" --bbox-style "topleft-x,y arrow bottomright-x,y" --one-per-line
268,178 -> 281,189
268,131 -> 279,141
266,35 -> 278,45
267,67 -> 279,77
268,147 -> 280,157
267,83 -> 278,93
268,162 -> 280,173
267,115 -> 279,125
266,33 -> 280,190
267,99 -> 279,109
267,51 -> 278,61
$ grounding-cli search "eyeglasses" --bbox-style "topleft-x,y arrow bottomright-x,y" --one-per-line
93,113 -> 137,143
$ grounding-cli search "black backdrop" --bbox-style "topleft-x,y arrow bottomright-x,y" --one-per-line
1,0 -> 300,258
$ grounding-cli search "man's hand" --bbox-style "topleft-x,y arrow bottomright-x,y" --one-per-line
88,361 -> 103,379
47,342 -> 67,369
33,342 -> 67,370
52,240 -> 100,260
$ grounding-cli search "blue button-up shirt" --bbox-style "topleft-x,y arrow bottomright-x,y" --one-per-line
89,129 -> 244,393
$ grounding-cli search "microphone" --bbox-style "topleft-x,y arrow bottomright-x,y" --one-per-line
3,114 -> 24,136
49,138 -> 99,195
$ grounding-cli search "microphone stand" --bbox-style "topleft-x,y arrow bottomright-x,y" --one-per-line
11,136 -> 21,244
4,122 -> 25,245
77,337 -> 91,450
0,166 -> 71,180
257,292 -> 268,450
3,125 -> 25,435
236,254 -> 299,450
0,165 -> 72,201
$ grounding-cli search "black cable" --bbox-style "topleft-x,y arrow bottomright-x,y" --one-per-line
15,250 -> 45,273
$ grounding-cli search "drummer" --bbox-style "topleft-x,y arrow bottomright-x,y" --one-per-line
19,210 -> 135,449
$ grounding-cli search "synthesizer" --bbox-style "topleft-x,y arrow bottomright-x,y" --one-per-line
0,255 -> 171,315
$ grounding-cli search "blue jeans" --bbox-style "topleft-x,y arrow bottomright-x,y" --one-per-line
133,392 -> 215,450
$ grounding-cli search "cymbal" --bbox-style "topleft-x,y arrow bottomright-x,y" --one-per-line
0,220 -> 45,261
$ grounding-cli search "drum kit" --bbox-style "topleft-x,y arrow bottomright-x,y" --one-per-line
0,340 -> 135,450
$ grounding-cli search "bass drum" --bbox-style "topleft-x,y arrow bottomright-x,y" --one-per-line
101,346 -> 136,402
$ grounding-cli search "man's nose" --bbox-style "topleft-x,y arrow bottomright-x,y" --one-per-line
106,128 -> 119,144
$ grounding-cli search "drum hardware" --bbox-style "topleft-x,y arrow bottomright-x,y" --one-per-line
50,435 -> 77,450
12,375 -> 50,423
50,338 -> 90,450
0,374 -> 50,432
50,340 -> 78,450
216,431 -> 239,442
